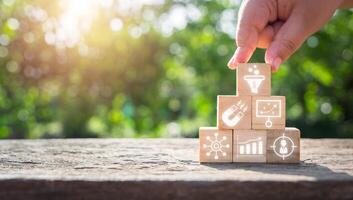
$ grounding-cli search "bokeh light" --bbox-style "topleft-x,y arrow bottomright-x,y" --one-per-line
0,0 -> 352,139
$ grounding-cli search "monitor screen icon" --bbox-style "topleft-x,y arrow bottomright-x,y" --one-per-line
256,99 -> 281,127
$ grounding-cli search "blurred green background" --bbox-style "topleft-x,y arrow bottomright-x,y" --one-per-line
0,0 -> 352,139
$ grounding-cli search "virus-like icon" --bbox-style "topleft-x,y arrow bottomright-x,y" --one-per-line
203,132 -> 230,160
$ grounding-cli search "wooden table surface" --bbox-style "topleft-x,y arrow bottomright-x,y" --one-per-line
0,139 -> 352,200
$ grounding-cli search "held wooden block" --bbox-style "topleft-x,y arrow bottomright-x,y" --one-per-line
237,63 -> 271,96
266,128 -> 300,163
252,96 -> 285,129
199,127 -> 233,163
217,95 -> 252,130
233,130 -> 266,163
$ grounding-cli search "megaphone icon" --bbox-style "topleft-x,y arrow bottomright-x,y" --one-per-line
221,101 -> 248,127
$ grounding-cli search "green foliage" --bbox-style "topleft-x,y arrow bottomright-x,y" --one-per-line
0,0 -> 352,138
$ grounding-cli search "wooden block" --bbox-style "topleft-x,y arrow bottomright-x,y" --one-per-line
252,96 -> 285,129
237,63 -> 271,96
233,130 -> 266,163
217,95 -> 251,130
199,127 -> 233,163
267,128 -> 300,163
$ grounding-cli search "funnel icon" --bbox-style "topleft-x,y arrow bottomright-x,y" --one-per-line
244,75 -> 265,94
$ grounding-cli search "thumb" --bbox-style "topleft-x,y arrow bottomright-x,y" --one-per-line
265,16 -> 308,71
228,0 -> 274,69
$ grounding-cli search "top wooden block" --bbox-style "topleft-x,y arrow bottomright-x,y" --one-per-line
237,63 -> 271,96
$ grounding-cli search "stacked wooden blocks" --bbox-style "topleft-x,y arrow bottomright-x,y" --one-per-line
199,63 -> 301,164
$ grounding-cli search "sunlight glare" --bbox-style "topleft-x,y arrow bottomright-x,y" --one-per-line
48,0 -> 100,48
43,0 -> 168,48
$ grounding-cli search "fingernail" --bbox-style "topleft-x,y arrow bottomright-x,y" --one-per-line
227,52 -> 237,69
272,57 -> 282,71
227,55 -> 235,68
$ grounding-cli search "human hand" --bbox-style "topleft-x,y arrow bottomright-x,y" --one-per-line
227,0 -> 347,71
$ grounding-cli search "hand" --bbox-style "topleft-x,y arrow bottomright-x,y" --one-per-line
227,0 -> 348,71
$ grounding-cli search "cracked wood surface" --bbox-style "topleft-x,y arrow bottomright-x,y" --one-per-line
0,139 -> 352,200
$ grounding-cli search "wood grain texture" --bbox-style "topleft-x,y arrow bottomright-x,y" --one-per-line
236,63 -> 271,96
217,95 -> 251,130
199,127 -> 233,163
267,128 -> 300,163
252,96 -> 286,129
0,139 -> 352,200
233,130 -> 266,163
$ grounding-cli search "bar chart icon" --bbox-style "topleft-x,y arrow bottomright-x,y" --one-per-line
234,131 -> 267,163
238,137 -> 264,155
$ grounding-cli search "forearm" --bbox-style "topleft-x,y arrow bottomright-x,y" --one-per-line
339,0 -> 353,8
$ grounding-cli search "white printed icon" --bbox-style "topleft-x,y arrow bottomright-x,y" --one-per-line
203,132 -> 230,160
244,65 -> 265,94
256,99 -> 281,128
238,137 -> 264,155
270,133 -> 297,160
222,100 -> 248,127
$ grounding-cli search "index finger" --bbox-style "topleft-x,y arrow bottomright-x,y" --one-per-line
228,0 -> 277,69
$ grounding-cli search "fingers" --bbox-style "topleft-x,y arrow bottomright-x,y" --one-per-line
265,15 -> 307,71
257,26 -> 275,49
339,0 -> 353,8
265,0 -> 340,71
228,0 -> 277,69
257,21 -> 283,48
227,29 -> 257,68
